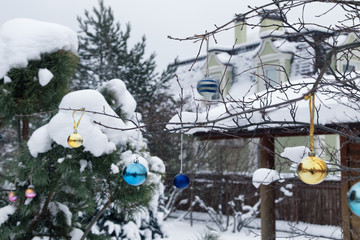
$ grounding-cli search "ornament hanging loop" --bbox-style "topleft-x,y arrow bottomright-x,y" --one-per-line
194,33 -> 210,75
304,93 -> 315,155
30,167 -> 33,186
297,92 -> 328,185
14,173 -> 17,187
180,133 -> 183,174
205,35 -> 209,75
72,108 -> 86,133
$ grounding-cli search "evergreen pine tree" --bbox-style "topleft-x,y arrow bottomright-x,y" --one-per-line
0,18 -> 166,240
0,50 -> 78,141
74,0 -> 129,90
75,0 -> 179,205
74,0 -> 177,114
0,80 -> 166,240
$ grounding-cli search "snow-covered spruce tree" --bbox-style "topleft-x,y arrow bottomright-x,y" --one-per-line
74,0 -> 126,90
74,0 -> 177,112
0,19 -> 78,142
74,0 -> 178,201
0,79 -> 166,239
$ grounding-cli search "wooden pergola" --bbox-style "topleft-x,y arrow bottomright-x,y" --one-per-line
194,122 -> 360,240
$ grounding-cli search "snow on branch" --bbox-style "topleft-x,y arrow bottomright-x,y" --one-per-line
0,205 -> 16,226
252,168 -> 284,188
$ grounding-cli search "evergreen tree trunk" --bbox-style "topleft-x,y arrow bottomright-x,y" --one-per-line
22,117 -> 29,141
16,116 -> 21,143
25,191 -> 54,240
81,198 -> 113,240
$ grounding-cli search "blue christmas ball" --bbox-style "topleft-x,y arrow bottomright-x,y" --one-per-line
196,75 -> 218,98
173,173 -> 190,189
348,182 -> 360,216
123,162 -> 147,186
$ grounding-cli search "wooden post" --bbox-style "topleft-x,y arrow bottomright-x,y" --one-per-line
340,136 -> 360,239
340,136 -> 351,239
259,135 -> 275,240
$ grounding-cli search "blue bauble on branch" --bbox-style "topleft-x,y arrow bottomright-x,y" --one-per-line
348,182 -> 360,216
123,162 -> 147,186
173,173 -> 190,189
196,75 -> 218,98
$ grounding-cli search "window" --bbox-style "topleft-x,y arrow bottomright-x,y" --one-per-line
264,66 -> 278,87
343,63 -> 355,73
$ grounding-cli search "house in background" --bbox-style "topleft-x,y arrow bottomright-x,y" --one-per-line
168,9 -> 360,173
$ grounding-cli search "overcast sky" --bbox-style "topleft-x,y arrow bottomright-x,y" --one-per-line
0,0 -> 349,72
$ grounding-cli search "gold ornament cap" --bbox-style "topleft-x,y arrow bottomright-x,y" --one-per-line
67,132 -> 83,148
297,155 -> 328,185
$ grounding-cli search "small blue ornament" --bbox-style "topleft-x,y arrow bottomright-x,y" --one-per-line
348,182 -> 360,217
123,162 -> 147,186
173,173 -> 190,189
196,75 -> 218,98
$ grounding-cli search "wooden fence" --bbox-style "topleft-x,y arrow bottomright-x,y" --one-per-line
165,173 -> 341,226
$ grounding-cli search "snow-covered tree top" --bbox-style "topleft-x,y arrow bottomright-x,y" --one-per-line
98,79 -> 137,118
28,79 -> 142,157
0,18 -> 78,79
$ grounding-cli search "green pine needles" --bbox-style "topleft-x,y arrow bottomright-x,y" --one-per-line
1,50 -> 78,118
0,142 -> 158,239
0,50 -> 78,141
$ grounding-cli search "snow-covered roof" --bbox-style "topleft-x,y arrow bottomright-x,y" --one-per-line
169,35 -> 318,107
168,25 -> 358,135
169,41 -> 261,107
0,18 -> 78,79
166,77 -> 360,134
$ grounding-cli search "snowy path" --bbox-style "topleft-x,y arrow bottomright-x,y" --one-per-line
162,217 -> 342,240
163,218 -> 259,240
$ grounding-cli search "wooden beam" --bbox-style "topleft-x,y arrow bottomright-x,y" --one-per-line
259,135 -> 276,240
194,122 -> 360,141
340,136 -> 360,239
340,136 -> 351,239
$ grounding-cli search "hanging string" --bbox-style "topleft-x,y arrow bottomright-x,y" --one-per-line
30,167 -> 33,186
304,93 -> 315,155
72,108 -> 86,133
134,126 -> 140,163
180,133 -> 183,173
14,173 -> 17,188
195,34 -> 210,75
205,35 -> 210,75
137,125 -> 140,151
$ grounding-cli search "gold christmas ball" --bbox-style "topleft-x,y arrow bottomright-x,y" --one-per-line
67,132 -> 83,148
297,155 -> 328,185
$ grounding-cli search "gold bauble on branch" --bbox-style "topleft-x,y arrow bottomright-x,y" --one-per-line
67,132 -> 83,148
297,155 -> 328,185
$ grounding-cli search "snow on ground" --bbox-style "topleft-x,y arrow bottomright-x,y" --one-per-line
162,216 -> 342,240
163,218 -> 258,240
